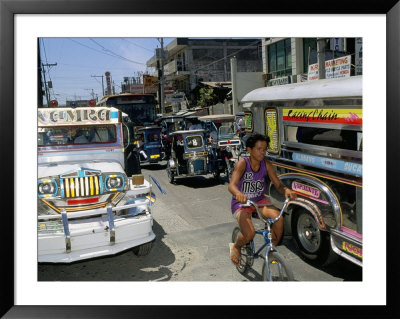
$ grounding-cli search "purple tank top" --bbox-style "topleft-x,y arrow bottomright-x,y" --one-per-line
231,157 -> 267,213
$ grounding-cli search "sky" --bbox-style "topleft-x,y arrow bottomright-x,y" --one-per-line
39,37 -> 174,104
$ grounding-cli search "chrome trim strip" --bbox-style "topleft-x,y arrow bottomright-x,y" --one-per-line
61,209 -> 71,253
279,173 -> 341,226
38,199 -> 150,220
330,236 -> 362,267
106,204 -> 115,244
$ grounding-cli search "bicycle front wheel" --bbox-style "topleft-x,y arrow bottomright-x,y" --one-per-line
262,251 -> 294,281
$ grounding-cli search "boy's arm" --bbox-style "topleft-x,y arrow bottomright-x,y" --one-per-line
228,158 -> 247,203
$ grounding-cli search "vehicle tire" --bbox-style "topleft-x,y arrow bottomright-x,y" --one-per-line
262,251 -> 294,281
231,227 -> 254,274
213,170 -> 220,181
291,208 -> 332,266
133,241 -> 153,256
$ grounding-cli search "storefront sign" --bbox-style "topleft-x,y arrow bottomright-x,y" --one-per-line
166,92 -> 185,103
307,55 -> 351,81
268,76 -> 290,87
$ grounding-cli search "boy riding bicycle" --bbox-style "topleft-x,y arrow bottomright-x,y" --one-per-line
228,133 -> 296,266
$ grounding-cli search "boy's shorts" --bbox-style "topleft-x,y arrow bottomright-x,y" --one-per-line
232,198 -> 272,220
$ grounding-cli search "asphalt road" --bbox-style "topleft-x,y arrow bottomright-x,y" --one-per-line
38,161 -> 362,282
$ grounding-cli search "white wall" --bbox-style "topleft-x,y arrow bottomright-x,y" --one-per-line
236,72 -> 264,110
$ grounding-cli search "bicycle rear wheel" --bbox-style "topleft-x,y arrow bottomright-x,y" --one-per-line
262,251 -> 294,281
231,227 -> 253,274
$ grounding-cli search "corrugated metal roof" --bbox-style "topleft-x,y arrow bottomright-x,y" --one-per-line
201,81 -> 232,88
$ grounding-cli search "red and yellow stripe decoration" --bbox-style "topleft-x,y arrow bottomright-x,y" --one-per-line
282,108 -> 362,126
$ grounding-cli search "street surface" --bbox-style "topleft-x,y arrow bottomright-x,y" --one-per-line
38,161 -> 362,282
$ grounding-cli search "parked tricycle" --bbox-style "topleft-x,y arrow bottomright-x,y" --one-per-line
166,129 -> 209,183
199,114 -> 240,180
137,126 -> 163,164
159,115 -> 185,160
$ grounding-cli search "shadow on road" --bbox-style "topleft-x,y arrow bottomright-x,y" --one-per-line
38,220 -> 180,282
141,162 -> 167,171
172,175 -> 230,189
283,237 -> 362,281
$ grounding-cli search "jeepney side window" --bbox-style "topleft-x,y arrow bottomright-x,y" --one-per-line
285,125 -> 361,151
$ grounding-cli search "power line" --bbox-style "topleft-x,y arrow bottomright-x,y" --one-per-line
121,39 -> 154,52
89,38 -> 146,65
68,38 -> 145,66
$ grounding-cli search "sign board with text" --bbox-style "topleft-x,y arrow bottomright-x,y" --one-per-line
307,55 -> 351,81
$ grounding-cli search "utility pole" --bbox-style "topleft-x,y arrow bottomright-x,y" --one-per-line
157,38 -> 165,114
160,38 -> 165,114
317,38 -> 326,80
42,62 -> 57,107
230,56 -> 238,115
91,74 -> 105,98
85,88 -> 96,99
38,39 -> 43,107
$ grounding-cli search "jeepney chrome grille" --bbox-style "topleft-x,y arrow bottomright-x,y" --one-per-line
62,176 -> 102,198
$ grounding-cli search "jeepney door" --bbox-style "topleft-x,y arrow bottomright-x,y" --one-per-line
122,123 -> 131,149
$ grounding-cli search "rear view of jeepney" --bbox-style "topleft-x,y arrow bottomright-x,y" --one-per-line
37,107 -> 155,263
242,76 -> 363,267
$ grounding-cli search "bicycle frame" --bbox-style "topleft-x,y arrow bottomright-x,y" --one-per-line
243,198 -> 290,280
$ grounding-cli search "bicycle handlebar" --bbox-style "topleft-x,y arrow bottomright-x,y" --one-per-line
242,198 -> 290,224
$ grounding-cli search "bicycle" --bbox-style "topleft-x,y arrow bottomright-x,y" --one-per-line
231,198 -> 294,281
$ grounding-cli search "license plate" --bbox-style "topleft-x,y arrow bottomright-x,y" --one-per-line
150,154 -> 160,159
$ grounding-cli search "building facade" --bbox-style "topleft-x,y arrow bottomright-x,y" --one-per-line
261,37 -> 362,86
146,38 -> 263,105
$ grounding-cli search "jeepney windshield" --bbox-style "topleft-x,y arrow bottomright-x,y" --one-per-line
186,135 -> 204,149
38,125 -> 116,146
218,124 -> 235,139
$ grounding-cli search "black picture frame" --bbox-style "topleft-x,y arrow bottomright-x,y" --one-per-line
1,0 -> 399,317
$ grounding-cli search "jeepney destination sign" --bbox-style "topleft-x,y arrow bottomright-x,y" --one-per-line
38,107 -> 120,126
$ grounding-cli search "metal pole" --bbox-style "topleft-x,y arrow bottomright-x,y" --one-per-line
42,62 -> 57,106
230,56 -> 238,115
91,75 -> 105,98
317,38 -> 326,80
42,63 -> 50,107
160,38 -> 165,114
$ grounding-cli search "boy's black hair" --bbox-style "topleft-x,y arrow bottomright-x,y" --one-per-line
245,133 -> 270,149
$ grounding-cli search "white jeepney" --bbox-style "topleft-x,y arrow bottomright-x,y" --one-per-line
37,107 -> 155,263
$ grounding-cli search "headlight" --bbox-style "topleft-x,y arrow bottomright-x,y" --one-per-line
38,179 -> 58,197
104,174 -> 125,191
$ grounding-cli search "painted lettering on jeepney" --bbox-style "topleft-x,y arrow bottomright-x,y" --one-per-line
283,108 -> 362,125
292,181 -> 320,198
344,112 -> 361,123
265,109 -> 278,154
287,109 -> 338,122
38,108 -> 113,125
342,241 -> 362,258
